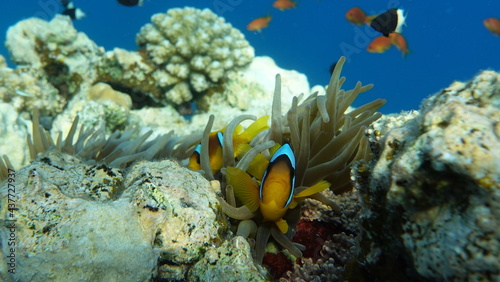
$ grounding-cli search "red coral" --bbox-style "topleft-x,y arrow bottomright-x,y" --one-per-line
293,219 -> 336,261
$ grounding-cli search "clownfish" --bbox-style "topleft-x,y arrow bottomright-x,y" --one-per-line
370,8 -> 407,37
226,143 -> 331,234
188,116 -> 270,175
189,132 -> 224,174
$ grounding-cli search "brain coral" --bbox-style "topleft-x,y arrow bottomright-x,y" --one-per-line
136,7 -> 255,105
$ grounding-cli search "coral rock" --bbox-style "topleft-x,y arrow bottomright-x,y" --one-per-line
88,82 -> 132,110
6,15 -> 103,77
188,236 -> 268,281
0,151 -> 226,280
352,70 -> 500,281
136,7 -> 255,105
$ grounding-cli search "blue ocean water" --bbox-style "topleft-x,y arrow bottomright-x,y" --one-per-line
1,0 -> 499,114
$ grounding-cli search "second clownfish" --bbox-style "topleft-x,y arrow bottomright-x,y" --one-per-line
226,143 -> 331,234
188,116 -> 270,174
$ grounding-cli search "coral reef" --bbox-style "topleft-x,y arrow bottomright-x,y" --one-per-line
351,70 -> 500,281
0,150 -> 225,281
0,64 -> 63,116
5,15 -> 103,108
2,5 -> 498,281
135,7 -> 254,105
0,103 -> 31,169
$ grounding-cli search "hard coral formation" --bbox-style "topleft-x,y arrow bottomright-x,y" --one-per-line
0,64 -> 63,116
136,7 -> 254,105
351,70 -> 500,281
6,15 -> 103,105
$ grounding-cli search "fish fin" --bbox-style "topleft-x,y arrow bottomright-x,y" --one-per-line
268,142 -> 281,157
275,218 -> 289,234
290,181 -> 331,208
295,180 -> 330,198
225,167 -> 260,212
233,143 -> 269,180
234,142 -> 250,159
402,49 -> 412,59
246,153 -> 269,181
236,115 -> 270,143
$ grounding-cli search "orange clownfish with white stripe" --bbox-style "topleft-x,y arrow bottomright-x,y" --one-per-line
225,143 -> 331,234
188,116 -> 270,175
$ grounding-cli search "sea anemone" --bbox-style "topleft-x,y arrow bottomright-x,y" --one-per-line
12,109 -> 186,173
207,56 -> 385,264
0,155 -> 14,180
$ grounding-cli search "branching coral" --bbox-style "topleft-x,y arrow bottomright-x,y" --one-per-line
136,7 -> 255,105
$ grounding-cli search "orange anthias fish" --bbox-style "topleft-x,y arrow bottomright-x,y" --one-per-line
247,15 -> 272,31
346,7 -> 367,25
484,18 -> 500,36
225,143 -> 331,234
273,0 -> 297,11
389,32 -> 411,57
367,36 -> 392,53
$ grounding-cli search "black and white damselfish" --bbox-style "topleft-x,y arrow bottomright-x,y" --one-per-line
370,8 -> 407,37
117,0 -> 144,7
61,1 -> 86,20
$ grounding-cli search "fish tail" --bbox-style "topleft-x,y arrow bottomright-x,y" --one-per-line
364,15 -> 377,25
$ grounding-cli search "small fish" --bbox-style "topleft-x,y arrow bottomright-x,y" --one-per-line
389,32 -> 411,57
117,0 -> 144,7
15,90 -> 33,97
226,143 -> 331,234
61,1 -> 86,20
370,8 -> 407,37
188,116 -> 270,175
367,36 -> 392,53
329,61 -> 337,75
247,15 -> 272,32
273,0 -> 297,11
346,7 -> 367,25
484,18 -> 500,36
189,132 -> 224,174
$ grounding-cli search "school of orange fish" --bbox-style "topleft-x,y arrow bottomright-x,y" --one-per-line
246,2 -> 500,58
